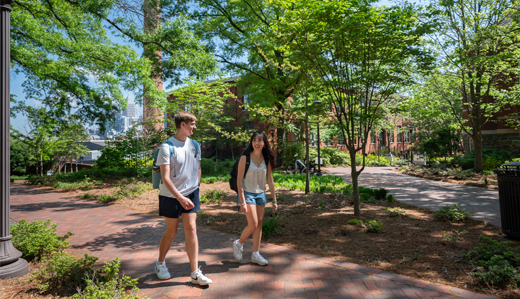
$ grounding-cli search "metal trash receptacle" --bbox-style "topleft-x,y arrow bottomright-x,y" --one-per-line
494,162 -> 520,239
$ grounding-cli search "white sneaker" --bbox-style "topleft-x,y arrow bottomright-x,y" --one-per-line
155,261 -> 170,280
191,267 -> 212,285
251,252 -> 268,265
233,240 -> 243,261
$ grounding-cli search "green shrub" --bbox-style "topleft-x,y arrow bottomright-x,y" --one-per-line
79,193 -> 96,199
366,155 -> 391,166
348,219 -> 364,227
32,251 -> 98,293
374,188 -> 389,200
10,219 -> 72,261
471,257 -> 520,288
434,204 -> 473,222
200,158 -> 234,175
27,175 -> 50,185
360,193 -> 373,202
200,189 -> 225,204
262,214 -> 284,238
365,220 -> 383,233
72,259 -> 140,299
464,235 -> 520,267
98,194 -> 119,202
283,143 -> 306,166
387,194 -> 394,203
463,235 -> 520,288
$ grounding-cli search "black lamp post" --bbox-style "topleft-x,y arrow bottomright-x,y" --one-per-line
0,0 -> 28,279
314,100 -> 322,176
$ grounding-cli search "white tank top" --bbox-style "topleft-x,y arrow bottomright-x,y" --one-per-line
242,160 -> 267,194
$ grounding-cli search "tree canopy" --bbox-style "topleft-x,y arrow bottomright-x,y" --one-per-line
11,0 -> 216,131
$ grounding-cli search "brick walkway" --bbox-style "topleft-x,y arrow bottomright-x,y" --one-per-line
10,184 -> 496,299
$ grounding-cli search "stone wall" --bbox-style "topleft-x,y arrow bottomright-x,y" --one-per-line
482,133 -> 520,157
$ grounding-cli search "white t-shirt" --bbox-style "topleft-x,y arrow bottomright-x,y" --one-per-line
155,136 -> 201,198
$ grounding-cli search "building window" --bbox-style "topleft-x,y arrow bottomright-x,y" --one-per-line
404,130 -> 410,143
371,130 -> 376,144
390,130 -> 394,144
379,131 -> 385,146
397,126 -> 402,143
242,93 -> 249,110
338,135 -> 345,145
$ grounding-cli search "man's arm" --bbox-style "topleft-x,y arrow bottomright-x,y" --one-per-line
160,164 -> 195,210
198,163 -> 201,184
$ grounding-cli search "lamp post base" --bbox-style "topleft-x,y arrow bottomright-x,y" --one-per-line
0,258 -> 28,279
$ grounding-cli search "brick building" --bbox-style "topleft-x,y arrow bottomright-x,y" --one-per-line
166,77 -> 415,158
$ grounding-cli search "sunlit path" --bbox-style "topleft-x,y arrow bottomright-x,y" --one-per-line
326,167 -> 500,227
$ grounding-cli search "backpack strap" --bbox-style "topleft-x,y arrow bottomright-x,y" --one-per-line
164,139 -> 175,161
244,155 -> 251,176
191,139 -> 199,158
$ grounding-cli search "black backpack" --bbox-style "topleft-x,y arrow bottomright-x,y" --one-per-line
229,154 -> 269,193
229,155 -> 251,193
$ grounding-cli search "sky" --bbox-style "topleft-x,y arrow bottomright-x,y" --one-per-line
9,0 -> 417,134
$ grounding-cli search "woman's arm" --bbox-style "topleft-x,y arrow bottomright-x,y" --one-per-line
266,162 -> 278,212
236,155 -> 248,213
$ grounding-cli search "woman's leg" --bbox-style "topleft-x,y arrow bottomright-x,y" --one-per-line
252,205 -> 265,252
239,204 -> 258,244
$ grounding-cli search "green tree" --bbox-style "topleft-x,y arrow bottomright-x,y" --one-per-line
419,128 -> 461,161
428,0 -> 520,171
10,0 -> 215,131
55,118 -> 89,173
192,0 -> 304,165
275,0 -> 435,215
164,79 -> 237,150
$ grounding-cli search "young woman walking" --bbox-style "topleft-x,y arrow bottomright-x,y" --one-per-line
233,131 -> 278,265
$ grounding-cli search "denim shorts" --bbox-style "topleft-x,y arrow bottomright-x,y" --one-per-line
238,191 -> 267,206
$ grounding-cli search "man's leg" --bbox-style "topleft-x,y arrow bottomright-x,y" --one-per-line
182,212 -> 198,272
158,217 -> 180,262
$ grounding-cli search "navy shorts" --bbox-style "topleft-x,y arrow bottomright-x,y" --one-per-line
159,188 -> 200,219
237,191 -> 267,206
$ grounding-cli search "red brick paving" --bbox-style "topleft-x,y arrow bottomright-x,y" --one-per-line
10,184 -> 498,299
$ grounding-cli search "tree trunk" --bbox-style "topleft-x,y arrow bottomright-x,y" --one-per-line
75,161 -> 78,172
473,131 -> 484,172
305,101 -> 310,194
350,151 -> 361,216
40,154 -> 43,176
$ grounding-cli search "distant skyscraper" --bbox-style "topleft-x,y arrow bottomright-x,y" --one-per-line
124,101 -> 136,118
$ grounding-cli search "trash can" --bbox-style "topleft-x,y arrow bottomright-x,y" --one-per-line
494,162 -> 520,239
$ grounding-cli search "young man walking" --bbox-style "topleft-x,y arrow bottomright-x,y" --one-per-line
154,112 -> 212,285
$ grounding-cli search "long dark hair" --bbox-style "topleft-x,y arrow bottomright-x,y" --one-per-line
242,131 -> 275,169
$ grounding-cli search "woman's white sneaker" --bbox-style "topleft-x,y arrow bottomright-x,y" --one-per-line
191,267 -> 212,285
233,240 -> 243,261
251,252 -> 268,265
155,262 -> 171,280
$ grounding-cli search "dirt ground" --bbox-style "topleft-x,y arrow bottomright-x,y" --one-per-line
5,179 -> 520,298
396,167 -> 499,190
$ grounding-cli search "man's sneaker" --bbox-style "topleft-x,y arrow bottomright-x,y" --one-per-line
251,252 -> 268,266
155,262 -> 171,280
233,240 -> 243,261
191,267 -> 212,285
